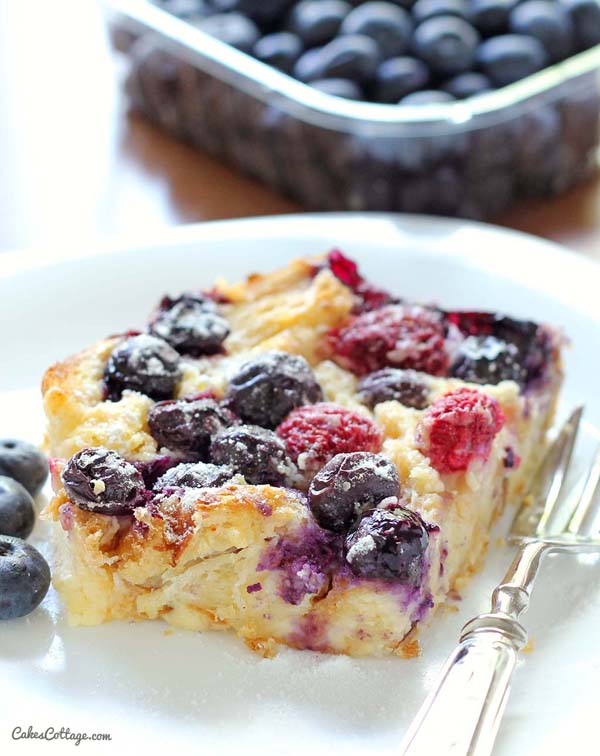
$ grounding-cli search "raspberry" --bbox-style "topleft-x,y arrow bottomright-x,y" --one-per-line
328,304 -> 450,377
416,388 -> 505,473
317,250 -> 393,314
276,403 -> 382,472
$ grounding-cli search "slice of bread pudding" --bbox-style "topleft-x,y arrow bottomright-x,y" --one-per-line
42,251 -> 562,656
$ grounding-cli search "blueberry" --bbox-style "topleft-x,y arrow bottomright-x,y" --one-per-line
293,47 -> 327,80
476,34 -> 548,86
309,34 -> 382,82
287,1 -> 352,47
560,0 -> 600,50
0,536 -> 51,620
253,32 -> 303,72
209,0 -> 294,25
412,16 -> 480,77
210,425 -> 299,486
467,0 -> 519,36
104,334 -> 181,402
340,2 -> 414,58
158,0 -> 211,19
225,351 -> 323,429
153,461 -> 235,490
308,452 -> 400,532
451,335 -> 527,385
412,0 -> 469,24
509,1 -> 575,61
0,477 -> 35,540
442,71 -> 492,97
446,312 -> 551,383
310,77 -> 365,98
148,397 -> 239,456
373,56 -> 430,101
345,506 -> 429,582
0,439 -> 48,496
399,88 -> 456,103
195,13 -> 260,52
62,448 -> 147,515
358,368 -> 432,409
149,294 -> 229,356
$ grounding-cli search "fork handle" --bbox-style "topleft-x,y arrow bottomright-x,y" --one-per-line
400,614 -> 528,756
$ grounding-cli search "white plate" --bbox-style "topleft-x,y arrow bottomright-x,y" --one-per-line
1,213 -> 599,756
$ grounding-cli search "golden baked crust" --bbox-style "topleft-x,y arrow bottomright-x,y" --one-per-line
41,254 -> 562,656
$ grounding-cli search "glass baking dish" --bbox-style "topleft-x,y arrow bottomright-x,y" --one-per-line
104,0 -> 600,219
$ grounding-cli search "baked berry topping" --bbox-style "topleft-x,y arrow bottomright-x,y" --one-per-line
150,294 -> 230,356
308,452 -> 400,532
210,425 -> 300,486
0,477 -> 36,540
451,335 -> 527,386
322,249 -> 393,313
225,351 -> 323,429
153,461 -> 235,491
0,536 -> 51,620
276,402 -> 382,472
62,447 -> 147,515
445,311 -> 552,385
104,334 -> 181,402
358,368 -> 432,409
416,387 -> 505,473
148,397 -> 239,457
0,439 -> 48,496
257,522 -> 342,605
345,506 -> 429,583
328,304 -> 449,376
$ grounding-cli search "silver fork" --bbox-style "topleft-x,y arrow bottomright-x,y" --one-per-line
400,406 -> 600,756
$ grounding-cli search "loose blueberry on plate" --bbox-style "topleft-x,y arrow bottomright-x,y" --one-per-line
62,447 -> 147,515
308,451 -> 401,532
0,439 -> 48,496
310,77 -> 364,98
451,335 -> 527,385
0,477 -> 36,540
561,0 -> 600,50
104,334 -> 181,402
476,33 -> 548,86
194,12 -> 260,52
153,461 -> 235,490
225,351 -> 323,429
509,0 -> 574,61
340,2 -> 414,58
442,71 -> 492,97
210,425 -> 300,486
149,397 -> 239,456
412,16 -> 480,77
358,367 -> 432,409
412,0 -> 469,23
150,293 -> 230,356
373,56 -> 430,101
253,31 -> 304,72
0,536 -> 51,620
345,506 -> 430,583
287,0 -> 352,47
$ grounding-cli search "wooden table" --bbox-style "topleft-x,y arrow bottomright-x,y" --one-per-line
1,0 -> 599,261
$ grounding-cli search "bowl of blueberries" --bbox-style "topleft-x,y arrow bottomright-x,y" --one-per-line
0,439 -> 50,622
106,0 -> 600,218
